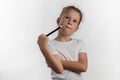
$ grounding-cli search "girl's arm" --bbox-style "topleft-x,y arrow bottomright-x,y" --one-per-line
37,34 -> 64,74
61,52 -> 88,73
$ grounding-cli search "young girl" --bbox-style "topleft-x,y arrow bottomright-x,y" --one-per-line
37,5 -> 88,80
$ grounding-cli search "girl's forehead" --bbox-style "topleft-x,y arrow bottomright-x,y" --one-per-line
66,10 -> 80,15
64,10 -> 80,19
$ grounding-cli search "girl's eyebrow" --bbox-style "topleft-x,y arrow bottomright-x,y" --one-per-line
65,14 -> 80,21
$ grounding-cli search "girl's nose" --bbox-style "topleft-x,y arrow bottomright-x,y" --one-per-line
68,19 -> 72,25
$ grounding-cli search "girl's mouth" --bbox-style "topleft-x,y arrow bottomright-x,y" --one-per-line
65,26 -> 72,30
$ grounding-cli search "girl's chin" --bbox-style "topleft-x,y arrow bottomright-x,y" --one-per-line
62,32 -> 72,36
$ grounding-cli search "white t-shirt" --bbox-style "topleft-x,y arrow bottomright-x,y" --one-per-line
48,38 -> 87,80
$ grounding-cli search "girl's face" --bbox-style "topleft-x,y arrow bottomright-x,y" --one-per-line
58,9 -> 81,36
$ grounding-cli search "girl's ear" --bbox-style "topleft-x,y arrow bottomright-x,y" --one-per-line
56,17 -> 60,25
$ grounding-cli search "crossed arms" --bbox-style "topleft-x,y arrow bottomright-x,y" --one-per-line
40,47 -> 88,74
37,34 -> 88,74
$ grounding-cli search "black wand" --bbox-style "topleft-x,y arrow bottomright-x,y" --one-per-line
46,26 -> 62,36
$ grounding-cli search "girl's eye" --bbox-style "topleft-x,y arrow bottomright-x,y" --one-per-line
73,20 -> 77,23
65,16 -> 69,19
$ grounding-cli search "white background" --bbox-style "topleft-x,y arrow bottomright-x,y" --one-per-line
0,0 -> 120,80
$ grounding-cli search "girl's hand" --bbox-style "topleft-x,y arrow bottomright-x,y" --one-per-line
37,34 -> 49,49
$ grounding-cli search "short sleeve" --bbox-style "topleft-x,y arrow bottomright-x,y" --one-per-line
78,39 -> 87,53
48,42 -> 58,55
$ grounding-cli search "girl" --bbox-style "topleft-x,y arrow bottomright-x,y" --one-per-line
37,6 -> 88,80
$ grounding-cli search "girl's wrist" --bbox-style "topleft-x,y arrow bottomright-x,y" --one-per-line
40,45 -> 48,51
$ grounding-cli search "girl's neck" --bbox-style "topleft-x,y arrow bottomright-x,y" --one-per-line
54,35 -> 72,42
